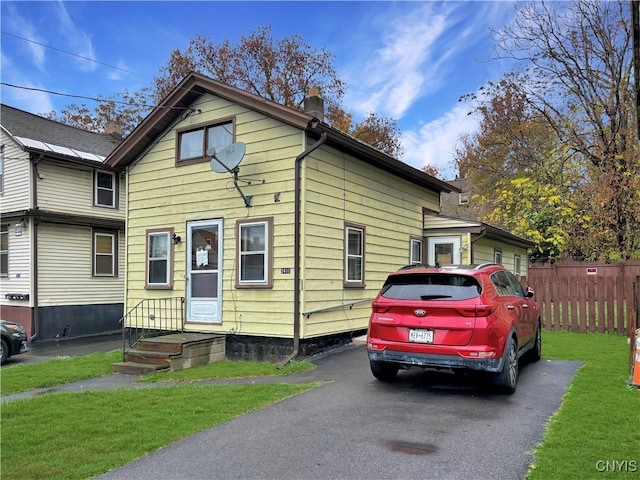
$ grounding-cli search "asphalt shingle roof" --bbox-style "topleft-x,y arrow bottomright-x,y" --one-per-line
1,104 -> 121,159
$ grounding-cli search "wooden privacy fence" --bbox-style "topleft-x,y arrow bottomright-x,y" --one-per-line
527,261 -> 640,336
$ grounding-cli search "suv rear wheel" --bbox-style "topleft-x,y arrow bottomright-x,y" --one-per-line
524,320 -> 542,363
493,337 -> 518,394
370,360 -> 398,381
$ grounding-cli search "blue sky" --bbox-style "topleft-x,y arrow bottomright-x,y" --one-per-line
1,1 -> 518,178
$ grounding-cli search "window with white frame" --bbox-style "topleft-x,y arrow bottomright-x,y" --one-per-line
514,254 -> 521,276
494,249 -> 503,265
236,218 -> 273,287
410,238 -> 423,265
0,224 -> 7,277
177,120 -> 233,163
95,171 -> 116,208
93,230 -> 117,276
345,224 -> 365,287
0,145 -> 4,194
146,230 -> 173,288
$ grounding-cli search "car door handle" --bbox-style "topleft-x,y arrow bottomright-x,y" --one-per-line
507,304 -> 515,310
522,304 -> 529,308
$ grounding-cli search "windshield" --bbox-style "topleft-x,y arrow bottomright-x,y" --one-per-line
380,273 -> 481,301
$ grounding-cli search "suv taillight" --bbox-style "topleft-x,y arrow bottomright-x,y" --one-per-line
455,305 -> 497,317
372,304 -> 390,314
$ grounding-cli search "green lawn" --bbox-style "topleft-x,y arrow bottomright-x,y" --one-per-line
1,331 -> 638,480
1,356 -> 319,480
527,330 -> 640,479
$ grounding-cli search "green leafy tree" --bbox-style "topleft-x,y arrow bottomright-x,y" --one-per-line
492,0 -> 640,259
456,75 -> 577,259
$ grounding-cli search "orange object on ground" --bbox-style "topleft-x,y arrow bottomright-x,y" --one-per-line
632,329 -> 640,387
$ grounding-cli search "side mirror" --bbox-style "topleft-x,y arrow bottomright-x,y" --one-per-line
525,287 -> 535,298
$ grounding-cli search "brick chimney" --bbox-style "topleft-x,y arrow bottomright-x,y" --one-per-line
104,120 -> 123,138
303,87 -> 324,122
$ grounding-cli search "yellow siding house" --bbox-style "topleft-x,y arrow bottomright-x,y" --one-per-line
106,73 -> 457,359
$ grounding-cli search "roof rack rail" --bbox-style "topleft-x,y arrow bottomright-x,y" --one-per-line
474,263 -> 500,270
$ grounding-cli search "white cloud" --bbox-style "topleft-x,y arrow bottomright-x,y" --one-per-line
401,100 -> 479,180
53,0 -> 97,72
3,4 -> 47,71
345,3 -> 452,119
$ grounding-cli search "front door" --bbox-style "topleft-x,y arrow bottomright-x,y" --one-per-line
427,236 -> 461,266
186,220 -> 222,323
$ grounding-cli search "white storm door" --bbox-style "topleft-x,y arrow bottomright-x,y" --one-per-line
186,220 -> 223,323
427,236 -> 461,266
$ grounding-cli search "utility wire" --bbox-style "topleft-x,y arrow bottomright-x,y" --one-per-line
1,30 -> 147,78
0,82 -> 187,111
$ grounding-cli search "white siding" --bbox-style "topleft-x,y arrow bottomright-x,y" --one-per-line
0,223 -> 32,307
37,223 -> 124,305
0,132 -> 31,211
36,161 -> 125,221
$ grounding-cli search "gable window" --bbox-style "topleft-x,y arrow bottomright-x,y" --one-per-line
514,254 -> 521,277
177,119 -> 234,164
95,171 -> 116,208
236,217 -> 273,288
345,223 -> 365,287
410,238 -> 423,265
146,229 -> 174,289
93,230 -> 117,277
0,224 -> 7,278
494,249 -> 503,265
459,192 -> 468,205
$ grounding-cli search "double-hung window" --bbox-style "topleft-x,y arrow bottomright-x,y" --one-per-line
177,119 -> 234,164
146,230 -> 173,289
95,171 -> 116,208
0,224 -> 7,278
344,223 -> 365,287
236,218 -> 273,288
93,229 -> 117,276
410,238 -> 423,265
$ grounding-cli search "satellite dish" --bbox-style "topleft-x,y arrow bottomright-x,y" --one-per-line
209,142 -> 246,174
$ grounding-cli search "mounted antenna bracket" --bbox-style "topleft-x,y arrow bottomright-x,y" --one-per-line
208,142 -> 253,208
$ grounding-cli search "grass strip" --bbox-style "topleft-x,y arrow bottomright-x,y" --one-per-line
1,383 -> 318,480
140,359 -> 315,382
527,331 -> 640,479
0,350 -> 122,396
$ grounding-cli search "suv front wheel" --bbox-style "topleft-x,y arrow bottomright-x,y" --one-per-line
370,360 -> 398,381
493,337 -> 518,394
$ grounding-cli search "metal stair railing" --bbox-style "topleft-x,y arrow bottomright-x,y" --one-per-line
119,297 -> 185,361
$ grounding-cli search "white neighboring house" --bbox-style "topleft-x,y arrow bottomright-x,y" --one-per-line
0,104 -> 125,341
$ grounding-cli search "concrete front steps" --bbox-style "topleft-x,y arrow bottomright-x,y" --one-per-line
112,333 -> 225,375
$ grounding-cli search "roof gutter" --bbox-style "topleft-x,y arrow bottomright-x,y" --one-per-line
279,121 -> 327,368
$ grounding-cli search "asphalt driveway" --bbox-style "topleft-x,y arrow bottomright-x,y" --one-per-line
97,344 -> 580,480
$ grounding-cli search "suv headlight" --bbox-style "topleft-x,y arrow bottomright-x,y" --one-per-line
4,324 -> 25,334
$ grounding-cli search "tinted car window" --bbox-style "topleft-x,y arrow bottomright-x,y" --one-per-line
491,271 -> 512,296
504,271 -> 525,297
381,273 -> 481,300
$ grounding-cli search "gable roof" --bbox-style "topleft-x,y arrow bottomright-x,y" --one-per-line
425,212 -> 535,249
1,104 -> 121,165
105,72 -> 458,193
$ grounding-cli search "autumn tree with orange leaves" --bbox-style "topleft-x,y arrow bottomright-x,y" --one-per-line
48,26 -> 403,158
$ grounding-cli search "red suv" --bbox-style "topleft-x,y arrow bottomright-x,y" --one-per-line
367,263 -> 541,393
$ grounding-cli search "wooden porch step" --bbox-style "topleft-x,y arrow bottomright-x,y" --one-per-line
111,361 -> 169,376
125,349 -> 174,367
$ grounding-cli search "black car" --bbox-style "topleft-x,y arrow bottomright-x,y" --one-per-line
1,319 -> 30,365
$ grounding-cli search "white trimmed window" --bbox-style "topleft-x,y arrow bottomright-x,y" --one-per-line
494,249 -> 503,265
345,224 -> 365,287
0,224 -> 7,278
236,218 -> 273,288
146,230 -> 173,289
514,254 -> 522,276
93,230 -> 117,276
95,171 -> 116,208
410,238 -> 423,265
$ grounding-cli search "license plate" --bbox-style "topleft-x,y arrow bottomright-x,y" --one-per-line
409,328 -> 434,343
